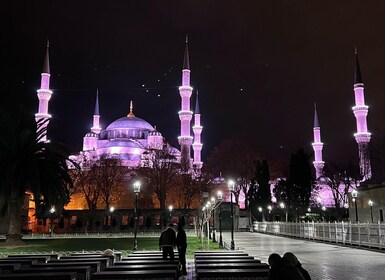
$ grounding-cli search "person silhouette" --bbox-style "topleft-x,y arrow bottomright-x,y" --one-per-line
176,222 -> 187,275
283,252 -> 311,280
159,223 -> 177,260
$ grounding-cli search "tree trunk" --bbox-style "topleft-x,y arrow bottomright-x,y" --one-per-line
5,195 -> 23,246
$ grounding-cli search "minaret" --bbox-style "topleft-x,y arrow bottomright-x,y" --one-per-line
178,35 -> 193,168
35,40 -> 52,142
311,104 -> 325,179
91,90 -> 101,134
353,48 -> 372,180
192,91 -> 203,171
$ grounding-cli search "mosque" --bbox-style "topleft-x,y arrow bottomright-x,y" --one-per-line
35,38 -> 203,172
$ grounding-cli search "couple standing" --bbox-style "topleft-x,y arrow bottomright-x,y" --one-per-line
159,222 -> 187,276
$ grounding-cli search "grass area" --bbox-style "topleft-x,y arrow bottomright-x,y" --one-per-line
0,236 -> 221,259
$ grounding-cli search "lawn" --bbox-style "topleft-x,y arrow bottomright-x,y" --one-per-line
0,236 -> 221,259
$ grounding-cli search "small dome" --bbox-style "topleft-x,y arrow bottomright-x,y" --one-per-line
100,140 -> 144,149
106,116 -> 154,131
85,132 -> 97,137
149,130 -> 162,136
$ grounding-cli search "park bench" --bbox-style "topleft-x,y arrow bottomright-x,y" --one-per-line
49,257 -> 109,270
71,252 -> 122,261
32,261 -> 101,274
0,271 -> 77,280
122,255 -> 179,261
196,262 -> 269,270
0,263 -> 21,273
124,253 -> 179,258
195,268 -> 269,280
195,258 -> 261,264
105,263 -> 179,273
195,255 -> 255,260
61,255 -> 114,265
194,252 -> 248,257
7,253 -> 59,260
0,259 -> 38,268
91,269 -> 178,280
1,256 -> 49,263
11,266 -> 91,280
114,259 -> 179,266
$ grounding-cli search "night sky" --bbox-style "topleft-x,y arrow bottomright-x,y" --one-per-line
3,1 -> 385,167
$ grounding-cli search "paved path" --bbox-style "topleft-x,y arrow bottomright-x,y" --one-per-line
217,231 -> 384,280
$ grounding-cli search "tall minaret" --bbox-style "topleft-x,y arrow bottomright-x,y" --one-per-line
192,91 -> 203,171
178,35 -> 193,168
353,48 -> 372,180
91,90 -> 101,134
312,104 -> 325,179
35,40 -> 52,142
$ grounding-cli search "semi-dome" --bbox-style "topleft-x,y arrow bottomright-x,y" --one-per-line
106,116 -> 154,131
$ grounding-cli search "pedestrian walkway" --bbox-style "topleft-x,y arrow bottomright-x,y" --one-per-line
219,231 -> 384,280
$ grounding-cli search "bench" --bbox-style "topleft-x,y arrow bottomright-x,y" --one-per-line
71,252 -> 122,262
114,259 -> 179,266
1,256 -> 49,263
195,255 -> 255,260
8,253 -> 59,260
195,252 -> 248,257
0,263 -> 21,273
105,264 -> 179,272
0,259 -> 38,268
196,263 -> 269,270
0,272 -> 77,280
196,268 -> 269,280
195,259 -> 261,264
122,255 -> 179,261
49,258 -> 109,270
12,266 -> 91,280
61,255 -> 114,266
32,261 -> 101,274
92,270 -> 178,280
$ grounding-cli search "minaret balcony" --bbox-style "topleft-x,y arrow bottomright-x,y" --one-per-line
352,105 -> 368,111
35,113 -> 52,119
192,142 -> 203,149
179,86 -> 193,91
354,132 -> 371,143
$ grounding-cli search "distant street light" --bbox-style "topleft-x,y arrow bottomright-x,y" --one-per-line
211,197 -> 216,243
133,181 -> 141,250
368,200 -> 374,223
217,191 -> 223,248
228,179 -> 235,250
169,205 -> 173,217
49,206 -> 55,237
352,190 -> 358,222
279,202 -> 288,222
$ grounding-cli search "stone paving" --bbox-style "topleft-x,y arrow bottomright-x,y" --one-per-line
215,231 -> 385,280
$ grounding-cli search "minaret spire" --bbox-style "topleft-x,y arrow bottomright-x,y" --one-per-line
128,100 -> 135,117
178,36 -> 194,169
352,48 -> 372,180
91,89 -> 101,134
35,40 -> 53,142
192,90 -> 203,172
312,103 -> 324,179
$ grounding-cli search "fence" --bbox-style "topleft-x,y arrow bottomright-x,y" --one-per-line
252,221 -> 385,250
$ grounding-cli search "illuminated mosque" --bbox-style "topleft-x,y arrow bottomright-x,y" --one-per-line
310,50 -> 371,207
35,38 -> 203,172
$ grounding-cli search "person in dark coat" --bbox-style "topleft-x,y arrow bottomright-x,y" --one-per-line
268,253 -> 305,280
176,222 -> 187,275
283,252 -> 312,280
159,223 -> 177,260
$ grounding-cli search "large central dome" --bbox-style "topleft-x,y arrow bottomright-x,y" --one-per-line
106,116 -> 154,130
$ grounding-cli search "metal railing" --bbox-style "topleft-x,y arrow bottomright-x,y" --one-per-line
252,221 -> 385,249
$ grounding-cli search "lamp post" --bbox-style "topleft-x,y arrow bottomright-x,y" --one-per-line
133,181 -> 141,251
368,200 -> 374,223
258,207 -> 263,221
321,206 -> 326,221
352,190 -> 358,222
211,197 -> 216,242
279,202 -> 287,222
49,206 -> 55,237
267,205 -> 272,222
228,179 -> 235,250
169,205 -> 173,218
217,191 -> 223,248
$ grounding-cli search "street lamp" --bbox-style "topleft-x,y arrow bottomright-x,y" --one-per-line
228,179 -> 235,250
49,206 -> 55,237
211,197 -> 216,242
368,200 -> 374,223
321,206 -> 326,221
217,191 -> 223,248
352,190 -> 358,222
133,181 -> 141,251
279,202 -> 288,222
